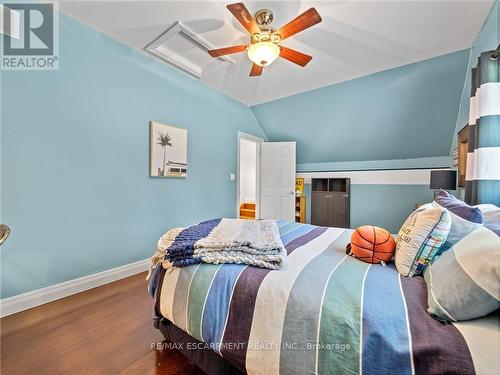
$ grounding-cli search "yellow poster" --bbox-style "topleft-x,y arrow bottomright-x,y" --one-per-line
295,178 -> 304,195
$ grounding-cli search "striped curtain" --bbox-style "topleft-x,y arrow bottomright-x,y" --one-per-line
465,50 -> 500,206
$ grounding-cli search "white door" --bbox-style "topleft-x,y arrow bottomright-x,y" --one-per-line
260,142 -> 296,221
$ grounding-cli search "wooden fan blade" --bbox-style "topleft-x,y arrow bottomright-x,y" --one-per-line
227,3 -> 261,35
273,8 -> 322,41
279,46 -> 312,67
208,45 -> 247,57
250,63 -> 263,77
227,3 -> 260,35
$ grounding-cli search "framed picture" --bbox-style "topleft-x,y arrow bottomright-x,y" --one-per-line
149,121 -> 188,177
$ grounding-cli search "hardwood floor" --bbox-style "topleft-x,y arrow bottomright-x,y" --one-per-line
0,272 -> 205,375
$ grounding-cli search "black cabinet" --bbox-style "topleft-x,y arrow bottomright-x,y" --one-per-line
311,178 -> 350,228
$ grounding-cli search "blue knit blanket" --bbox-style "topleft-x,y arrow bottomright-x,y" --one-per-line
149,218 -> 287,271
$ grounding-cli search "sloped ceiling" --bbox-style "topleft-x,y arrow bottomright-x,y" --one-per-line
58,0 -> 492,105
57,1 -> 488,167
251,49 -> 470,165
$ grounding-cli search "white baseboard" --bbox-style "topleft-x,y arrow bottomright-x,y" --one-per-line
0,259 -> 150,318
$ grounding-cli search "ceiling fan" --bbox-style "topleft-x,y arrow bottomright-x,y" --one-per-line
208,2 -> 322,77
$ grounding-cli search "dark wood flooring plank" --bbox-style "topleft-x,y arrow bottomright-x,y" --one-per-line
0,272 -> 205,375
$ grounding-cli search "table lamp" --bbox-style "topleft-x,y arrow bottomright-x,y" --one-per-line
430,170 -> 457,198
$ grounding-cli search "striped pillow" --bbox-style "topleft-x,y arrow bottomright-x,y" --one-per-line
395,206 -> 451,277
424,227 -> 500,322
475,204 -> 500,235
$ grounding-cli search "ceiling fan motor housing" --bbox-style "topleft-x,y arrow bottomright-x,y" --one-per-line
252,9 -> 279,44
255,9 -> 273,26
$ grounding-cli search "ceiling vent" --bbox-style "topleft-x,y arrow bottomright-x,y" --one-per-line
145,21 -> 235,79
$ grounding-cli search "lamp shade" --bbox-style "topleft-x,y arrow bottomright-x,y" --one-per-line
430,170 -> 457,190
247,42 -> 280,67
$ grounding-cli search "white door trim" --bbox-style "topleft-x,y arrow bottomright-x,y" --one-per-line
237,131 -> 263,219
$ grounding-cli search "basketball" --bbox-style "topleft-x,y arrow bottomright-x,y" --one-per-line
346,225 -> 396,264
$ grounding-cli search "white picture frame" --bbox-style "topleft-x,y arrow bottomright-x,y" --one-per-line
149,121 -> 188,178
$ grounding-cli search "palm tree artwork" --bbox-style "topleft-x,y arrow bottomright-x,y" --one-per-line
157,132 -> 173,176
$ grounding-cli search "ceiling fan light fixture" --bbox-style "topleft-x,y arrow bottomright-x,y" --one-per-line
208,3 -> 322,76
247,42 -> 280,67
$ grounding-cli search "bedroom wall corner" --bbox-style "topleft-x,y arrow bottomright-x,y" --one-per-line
250,49 -> 468,233
0,12 -> 265,299
250,49 -> 470,166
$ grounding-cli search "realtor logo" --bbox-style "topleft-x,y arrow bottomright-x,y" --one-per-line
2,2 -> 59,70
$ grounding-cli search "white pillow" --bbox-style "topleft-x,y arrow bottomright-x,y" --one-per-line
474,204 -> 498,213
395,206 -> 451,277
475,204 -> 500,236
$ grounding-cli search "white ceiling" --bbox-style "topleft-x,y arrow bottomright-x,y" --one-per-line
59,0 -> 493,105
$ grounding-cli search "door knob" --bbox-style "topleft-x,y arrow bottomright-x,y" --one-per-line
0,224 -> 10,246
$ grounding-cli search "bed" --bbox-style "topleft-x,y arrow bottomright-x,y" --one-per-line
148,221 -> 499,375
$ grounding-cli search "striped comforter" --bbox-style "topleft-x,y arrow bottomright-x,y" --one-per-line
149,221 -> 499,375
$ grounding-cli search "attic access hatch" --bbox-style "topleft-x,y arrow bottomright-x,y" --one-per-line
145,21 -> 235,79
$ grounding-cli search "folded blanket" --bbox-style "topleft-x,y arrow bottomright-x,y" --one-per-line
149,218 -> 286,274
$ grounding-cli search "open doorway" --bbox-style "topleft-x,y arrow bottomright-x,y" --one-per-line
237,132 -> 262,220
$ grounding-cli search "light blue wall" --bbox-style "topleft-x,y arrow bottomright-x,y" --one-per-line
0,14 -> 265,298
251,49 -> 469,167
1,5 -> 482,299
251,48 -> 469,233
453,0 -> 499,148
